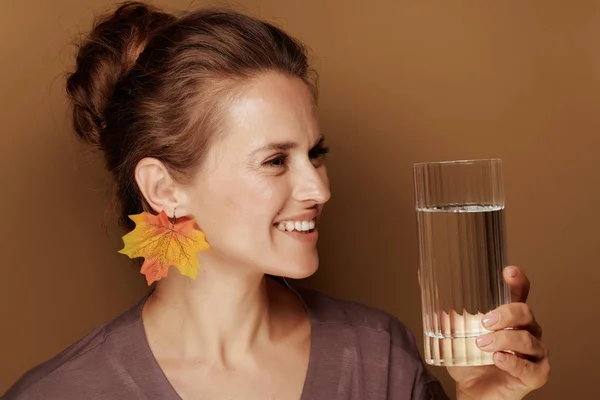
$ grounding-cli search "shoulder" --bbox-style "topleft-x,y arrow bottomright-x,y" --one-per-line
2,295 -> 148,400
296,287 -> 449,399
296,286 -> 421,357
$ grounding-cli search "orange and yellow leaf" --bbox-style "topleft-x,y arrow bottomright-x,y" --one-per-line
118,211 -> 209,285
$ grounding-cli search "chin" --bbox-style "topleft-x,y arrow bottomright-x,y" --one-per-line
268,256 -> 319,280
283,264 -> 318,279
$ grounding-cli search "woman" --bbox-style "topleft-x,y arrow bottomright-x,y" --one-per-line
3,2 -> 550,399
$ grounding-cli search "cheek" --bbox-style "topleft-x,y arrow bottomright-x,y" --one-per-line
208,176 -> 284,232
252,175 -> 276,201
229,177 -> 282,225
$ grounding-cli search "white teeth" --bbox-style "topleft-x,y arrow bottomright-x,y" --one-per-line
276,219 -> 316,232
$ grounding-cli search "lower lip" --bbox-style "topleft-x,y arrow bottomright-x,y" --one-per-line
275,227 -> 319,243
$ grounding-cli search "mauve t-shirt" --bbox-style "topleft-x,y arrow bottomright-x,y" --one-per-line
3,286 -> 450,399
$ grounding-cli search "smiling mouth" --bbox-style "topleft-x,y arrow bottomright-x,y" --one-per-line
274,219 -> 316,234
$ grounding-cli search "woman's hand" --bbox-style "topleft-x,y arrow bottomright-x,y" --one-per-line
447,266 -> 550,400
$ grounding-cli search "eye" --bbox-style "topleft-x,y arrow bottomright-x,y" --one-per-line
263,154 -> 288,168
309,144 -> 329,166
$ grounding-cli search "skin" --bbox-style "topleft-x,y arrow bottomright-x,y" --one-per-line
452,266 -> 551,399
132,71 -> 549,399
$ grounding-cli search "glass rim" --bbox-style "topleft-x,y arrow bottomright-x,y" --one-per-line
413,158 -> 502,168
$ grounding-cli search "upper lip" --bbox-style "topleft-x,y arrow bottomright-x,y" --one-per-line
274,210 -> 319,224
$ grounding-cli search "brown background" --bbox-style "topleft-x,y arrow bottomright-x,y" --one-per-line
2,0 -> 599,398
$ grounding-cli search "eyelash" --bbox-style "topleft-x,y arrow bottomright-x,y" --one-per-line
264,145 -> 330,169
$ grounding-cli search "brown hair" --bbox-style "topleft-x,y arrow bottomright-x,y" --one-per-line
66,1 -> 317,229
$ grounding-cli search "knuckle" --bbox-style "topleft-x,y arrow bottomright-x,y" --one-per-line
497,330 -> 511,346
520,358 -> 532,376
544,361 -> 552,381
518,302 -> 534,323
543,343 -> 550,359
535,360 -> 551,388
525,332 -> 537,351
524,305 -> 535,323
503,306 -> 517,324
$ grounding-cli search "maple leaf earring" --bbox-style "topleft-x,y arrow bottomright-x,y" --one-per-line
118,208 -> 210,285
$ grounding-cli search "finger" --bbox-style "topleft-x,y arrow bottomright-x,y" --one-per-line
476,330 -> 546,360
493,351 -> 551,390
482,302 -> 542,338
504,265 -> 530,302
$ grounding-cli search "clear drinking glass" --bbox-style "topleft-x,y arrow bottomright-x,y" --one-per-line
413,159 -> 511,366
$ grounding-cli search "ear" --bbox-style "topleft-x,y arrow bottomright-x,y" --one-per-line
134,158 -> 191,216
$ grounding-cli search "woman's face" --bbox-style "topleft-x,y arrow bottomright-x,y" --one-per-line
188,72 -> 331,279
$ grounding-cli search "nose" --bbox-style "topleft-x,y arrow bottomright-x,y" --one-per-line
292,164 -> 331,205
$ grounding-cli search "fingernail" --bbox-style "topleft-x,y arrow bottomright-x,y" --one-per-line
495,352 -> 508,362
476,334 -> 494,347
482,312 -> 500,328
505,266 -> 518,277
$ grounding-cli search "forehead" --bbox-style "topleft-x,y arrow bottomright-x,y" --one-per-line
222,72 -> 319,150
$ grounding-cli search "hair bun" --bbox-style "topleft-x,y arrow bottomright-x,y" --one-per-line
66,1 -> 175,147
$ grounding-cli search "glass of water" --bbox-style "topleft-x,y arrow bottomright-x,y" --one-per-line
413,159 -> 511,366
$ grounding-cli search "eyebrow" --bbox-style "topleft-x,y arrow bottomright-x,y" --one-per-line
252,135 -> 325,154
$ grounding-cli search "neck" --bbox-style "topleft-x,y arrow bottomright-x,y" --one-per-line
143,263 -> 277,367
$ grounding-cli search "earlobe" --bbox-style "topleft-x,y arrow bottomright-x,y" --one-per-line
135,157 -> 178,214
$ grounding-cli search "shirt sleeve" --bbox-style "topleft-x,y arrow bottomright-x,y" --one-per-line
388,316 -> 452,400
412,362 -> 451,400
